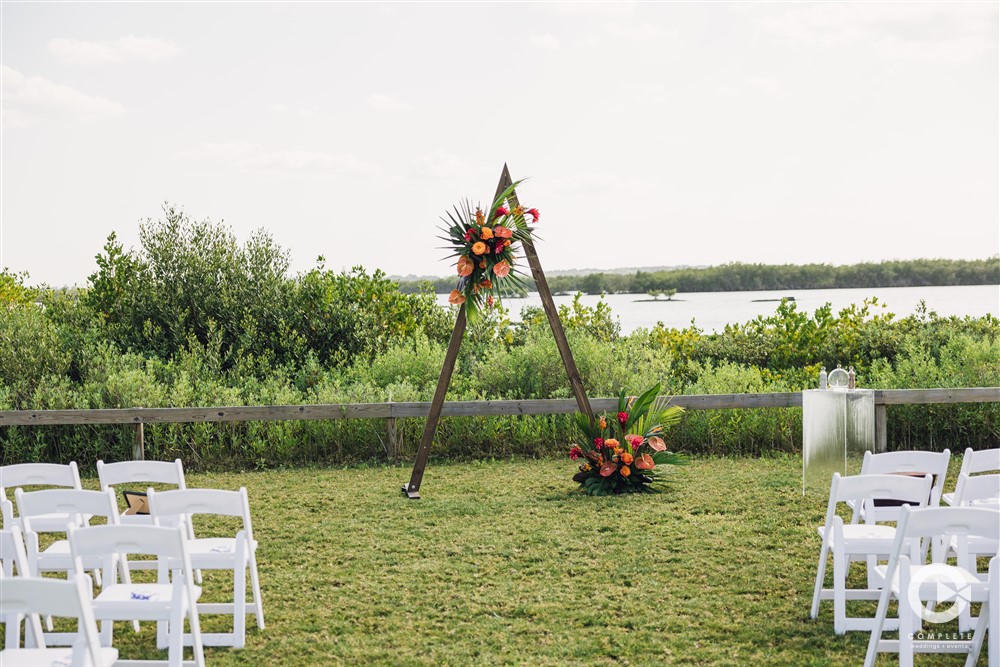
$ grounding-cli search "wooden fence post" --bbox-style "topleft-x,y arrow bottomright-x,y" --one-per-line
875,403 -> 887,452
133,421 -> 145,461
386,417 -> 399,459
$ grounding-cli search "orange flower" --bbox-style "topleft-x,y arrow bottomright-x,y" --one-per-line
478,260 -> 486,269
480,279 -> 493,289
621,452 -> 634,465
598,417 -> 607,429
599,462 -> 617,477
471,241 -> 488,256
475,209 -> 485,225
493,260 -> 511,278
448,290 -> 466,305
635,453 -> 655,470
513,205 -> 524,216
504,239 -> 512,247
620,466 -> 631,477
457,256 -> 474,277
480,226 -> 494,240
493,226 -> 513,239
604,438 -> 619,449
647,436 -> 666,452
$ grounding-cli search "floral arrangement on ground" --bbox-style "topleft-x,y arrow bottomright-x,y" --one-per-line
440,180 -> 539,320
569,384 -> 686,495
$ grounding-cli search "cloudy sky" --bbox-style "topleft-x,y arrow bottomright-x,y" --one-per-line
2,1 -> 997,287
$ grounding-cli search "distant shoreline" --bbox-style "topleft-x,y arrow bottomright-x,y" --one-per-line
395,257 -> 999,295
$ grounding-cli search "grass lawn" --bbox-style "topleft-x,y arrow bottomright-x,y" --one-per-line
12,456 -> 991,666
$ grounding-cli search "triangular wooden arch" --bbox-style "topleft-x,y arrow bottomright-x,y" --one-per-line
402,164 -> 595,498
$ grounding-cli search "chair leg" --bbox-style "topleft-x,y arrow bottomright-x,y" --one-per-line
249,551 -> 264,629
811,547 -> 827,619
964,601 -> 988,667
898,605 -> 915,667
833,549 -> 847,635
189,598 -> 205,667
234,561 -> 246,648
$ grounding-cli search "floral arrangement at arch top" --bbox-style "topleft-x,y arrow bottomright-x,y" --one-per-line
440,180 -> 539,321
569,383 -> 686,495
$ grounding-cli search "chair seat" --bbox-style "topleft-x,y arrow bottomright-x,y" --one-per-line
0,646 -> 118,667
11,513 -> 90,533
36,539 -> 105,571
873,563 -> 990,602
93,583 -> 201,618
188,537 -> 256,559
817,524 -> 897,552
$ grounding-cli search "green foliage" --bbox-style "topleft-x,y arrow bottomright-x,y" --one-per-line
2,207 -> 997,468
0,268 -> 35,306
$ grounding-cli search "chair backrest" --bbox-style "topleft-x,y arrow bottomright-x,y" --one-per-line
0,574 -> 103,663
959,447 -> 1000,476
825,473 -> 933,527
895,505 -> 1000,545
148,487 -> 254,542
97,459 -> 187,490
68,524 -> 196,590
1,462 -> 82,528
953,473 -> 1000,508
0,526 -> 32,577
860,450 -> 951,505
15,488 -> 120,534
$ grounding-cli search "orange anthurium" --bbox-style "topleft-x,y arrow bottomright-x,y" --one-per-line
457,256 -> 474,277
493,260 -> 511,278
599,462 -> 617,477
448,290 -> 466,305
635,453 -> 655,470
647,436 -> 666,452
493,226 -> 513,239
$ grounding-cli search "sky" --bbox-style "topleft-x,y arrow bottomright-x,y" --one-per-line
1,1 -> 998,288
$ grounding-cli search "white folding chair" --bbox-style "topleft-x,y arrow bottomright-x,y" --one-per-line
148,487 -> 265,648
864,506 -> 1000,667
1,526 -> 44,650
97,459 -> 191,577
943,448 -> 1000,506
1,461 -> 83,531
68,524 -> 206,667
811,472 -> 933,634
16,487 -> 124,578
16,487 -> 137,643
854,450 -> 952,520
97,459 -> 188,522
946,473 -> 1000,632
0,574 -> 119,667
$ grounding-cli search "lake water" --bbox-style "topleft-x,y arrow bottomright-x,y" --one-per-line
436,284 -> 1000,334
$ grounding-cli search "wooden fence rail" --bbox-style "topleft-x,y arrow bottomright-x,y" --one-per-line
1,387 -> 997,457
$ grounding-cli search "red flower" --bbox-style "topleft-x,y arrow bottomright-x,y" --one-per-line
463,229 -> 473,242
627,434 -> 643,450
617,411 -> 629,426
569,446 -> 583,461
593,437 -> 604,449
495,205 -> 509,216
525,208 -> 540,223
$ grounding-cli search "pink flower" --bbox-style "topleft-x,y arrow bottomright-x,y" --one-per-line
493,226 -> 514,239
593,437 -> 604,449
525,208 -> 540,223
569,446 -> 583,461
627,434 -> 643,451
463,230 -> 473,242
647,436 -> 666,452
495,205 -> 509,216
617,411 -> 629,426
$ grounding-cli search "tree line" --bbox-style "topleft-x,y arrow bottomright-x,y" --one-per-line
396,258 -> 999,295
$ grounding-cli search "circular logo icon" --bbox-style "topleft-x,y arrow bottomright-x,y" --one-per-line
906,563 -> 972,624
